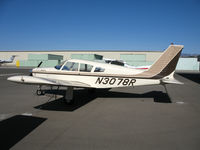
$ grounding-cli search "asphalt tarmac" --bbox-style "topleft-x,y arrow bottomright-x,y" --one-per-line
0,68 -> 200,150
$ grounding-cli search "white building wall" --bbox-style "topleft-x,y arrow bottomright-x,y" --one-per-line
0,51 -> 162,66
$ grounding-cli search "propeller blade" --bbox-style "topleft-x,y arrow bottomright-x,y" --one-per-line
29,61 -> 43,76
37,61 -> 43,68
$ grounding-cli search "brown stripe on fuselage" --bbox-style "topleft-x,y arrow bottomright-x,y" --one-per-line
32,70 -> 138,78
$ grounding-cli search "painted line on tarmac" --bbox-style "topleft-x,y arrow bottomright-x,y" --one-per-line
21,113 -> 33,116
176,101 -> 185,104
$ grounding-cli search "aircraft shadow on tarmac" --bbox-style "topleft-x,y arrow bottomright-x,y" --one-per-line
0,115 -> 47,150
34,89 -> 171,112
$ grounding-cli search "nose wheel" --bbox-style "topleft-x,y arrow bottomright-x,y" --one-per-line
36,86 -> 45,96
36,89 -> 45,96
35,86 -> 74,105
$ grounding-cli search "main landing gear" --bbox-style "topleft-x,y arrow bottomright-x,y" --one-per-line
63,87 -> 74,104
35,86 -> 74,104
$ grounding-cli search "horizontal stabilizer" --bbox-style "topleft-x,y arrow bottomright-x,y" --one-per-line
161,71 -> 183,84
162,78 -> 184,84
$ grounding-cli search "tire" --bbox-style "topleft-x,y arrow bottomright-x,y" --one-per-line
36,90 -> 45,96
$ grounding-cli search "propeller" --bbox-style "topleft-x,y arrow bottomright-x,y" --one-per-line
37,61 -> 43,68
29,61 -> 43,76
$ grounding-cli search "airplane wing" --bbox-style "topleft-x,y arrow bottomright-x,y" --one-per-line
7,76 -> 91,88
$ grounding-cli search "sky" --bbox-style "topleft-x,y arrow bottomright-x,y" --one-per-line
0,0 -> 200,54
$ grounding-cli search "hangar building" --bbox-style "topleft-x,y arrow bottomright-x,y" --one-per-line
0,50 -> 162,67
0,50 -> 199,71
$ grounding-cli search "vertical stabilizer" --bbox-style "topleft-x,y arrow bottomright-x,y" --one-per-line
134,45 -> 184,79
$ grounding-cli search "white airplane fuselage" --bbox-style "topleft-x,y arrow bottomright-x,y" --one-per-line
31,59 -> 160,89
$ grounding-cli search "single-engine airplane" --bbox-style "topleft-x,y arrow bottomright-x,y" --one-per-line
8,45 -> 184,103
0,55 -> 16,66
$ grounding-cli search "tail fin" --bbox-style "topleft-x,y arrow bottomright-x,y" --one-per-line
9,55 -> 16,62
134,45 -> 184,79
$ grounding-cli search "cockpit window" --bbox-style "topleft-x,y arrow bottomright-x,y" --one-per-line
94,67 -> 105,72
55,61 -> 66,70
80,63 -> 93,72
62,62 -> 79,71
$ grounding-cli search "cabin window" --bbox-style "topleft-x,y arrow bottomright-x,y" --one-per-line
94,67 -> 105,72
62,62 -> 79,71
80,64 -> 93,72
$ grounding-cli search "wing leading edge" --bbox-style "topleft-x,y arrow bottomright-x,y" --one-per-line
7,76 -> 91,87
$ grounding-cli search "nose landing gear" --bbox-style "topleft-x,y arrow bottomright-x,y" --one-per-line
36,86 -> 45,96
36,89 -> 45,96
35,86 -> 74,104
